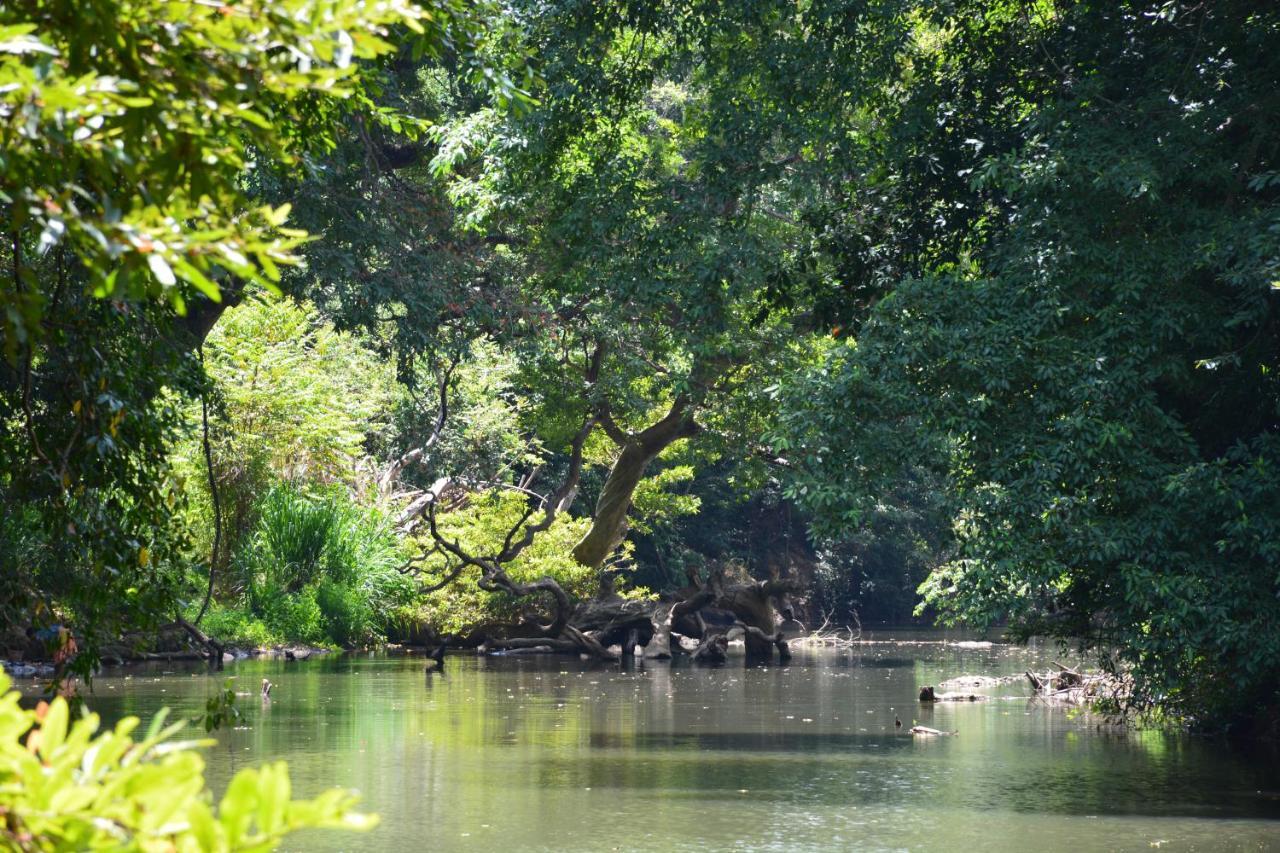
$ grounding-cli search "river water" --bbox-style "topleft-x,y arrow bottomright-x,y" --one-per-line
78,631 -> 1280,852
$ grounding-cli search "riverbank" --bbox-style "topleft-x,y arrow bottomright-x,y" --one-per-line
1,644 -> 336,679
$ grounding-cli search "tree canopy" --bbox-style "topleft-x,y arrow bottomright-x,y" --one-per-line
2,0 -> 1278,730
777,0 -> 1280,727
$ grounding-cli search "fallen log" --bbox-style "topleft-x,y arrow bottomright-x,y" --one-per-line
489,645 -> 559,656
937,674 -> 1022,690
910,725 -> 957,736
918,685 -> 987,702
484,637 -> 581,654
173,616 -> 225,667
564,625 -> 620,661
138,650 -> 206,662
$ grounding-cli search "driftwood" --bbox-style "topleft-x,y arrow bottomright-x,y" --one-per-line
918,685 -> 987,702
1025,663 -> 1129,707
937,674 -> 1021,690
910,725 -> 957,736
484,637 -> 581,654
788,609 -> 861,648
172,616 -> 225,667
136,650 -> 207,662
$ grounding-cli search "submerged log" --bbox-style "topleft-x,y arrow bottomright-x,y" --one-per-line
918,685 -> 987,702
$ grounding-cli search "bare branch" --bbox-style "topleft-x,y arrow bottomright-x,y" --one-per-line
499,500 -> 541,557
417,561 -> 468,594
379,357 -> 458,498
401,342 -> 626,654
424,496 -> 489,574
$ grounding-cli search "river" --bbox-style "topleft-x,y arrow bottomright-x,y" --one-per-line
77,631 -> 1280,852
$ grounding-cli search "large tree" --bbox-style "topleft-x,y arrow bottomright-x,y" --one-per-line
779,0 -> 1280,728
341,0 -> 921,660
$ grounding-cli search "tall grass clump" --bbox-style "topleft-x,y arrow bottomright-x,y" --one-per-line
223,483 -> 413,647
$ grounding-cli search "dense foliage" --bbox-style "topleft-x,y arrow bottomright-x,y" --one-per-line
0,0 -> 522,669
777,0 -> 1280,727
3,0 -> 1278,734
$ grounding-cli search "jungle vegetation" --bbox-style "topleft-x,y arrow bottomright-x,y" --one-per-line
1,0 -> 1277,739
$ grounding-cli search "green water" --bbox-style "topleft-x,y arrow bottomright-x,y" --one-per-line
77,633 -> 1280,852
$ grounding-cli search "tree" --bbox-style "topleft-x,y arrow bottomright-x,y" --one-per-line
354,0 -> 919,661
0,0 -> 524,673
778,0 -> 1280,729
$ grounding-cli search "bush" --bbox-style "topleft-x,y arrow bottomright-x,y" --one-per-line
402,492 -> 639,638
219,483 -> 413,647
0,673 -> 375,850
258,588 -> 326,647
199,606 -> 280,648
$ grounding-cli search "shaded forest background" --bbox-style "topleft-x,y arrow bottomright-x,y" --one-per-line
1,0 -> 1277,733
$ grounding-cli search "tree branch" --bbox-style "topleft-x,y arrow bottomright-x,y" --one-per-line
194,345 -> 221,626
595,404 -> 631,445
380,358 -> 458,498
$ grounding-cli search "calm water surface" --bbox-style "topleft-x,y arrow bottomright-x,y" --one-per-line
74,631 -> 1280,852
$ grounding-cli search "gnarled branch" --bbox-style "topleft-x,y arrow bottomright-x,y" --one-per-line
380,358 -> 458,498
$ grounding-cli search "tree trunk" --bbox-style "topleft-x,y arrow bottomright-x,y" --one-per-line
717,578 -> 803,663
571,399 -> 699,568
175,280 -> 246,353
571,440 -> 654,567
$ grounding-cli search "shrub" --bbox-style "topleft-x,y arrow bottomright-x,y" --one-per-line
199,607 -> 280,649
0,673 -> 375,850
402,491 -> 643,638
219,483 -> 413,647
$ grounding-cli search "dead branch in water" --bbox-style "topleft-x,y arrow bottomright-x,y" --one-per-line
1025,665 -> 1131,710
789,608 -> 861,648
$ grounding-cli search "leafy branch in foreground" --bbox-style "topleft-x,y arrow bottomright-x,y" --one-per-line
0,673 -> 376,851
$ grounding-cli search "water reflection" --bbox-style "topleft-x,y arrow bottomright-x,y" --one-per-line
75,637 -> 1280,852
